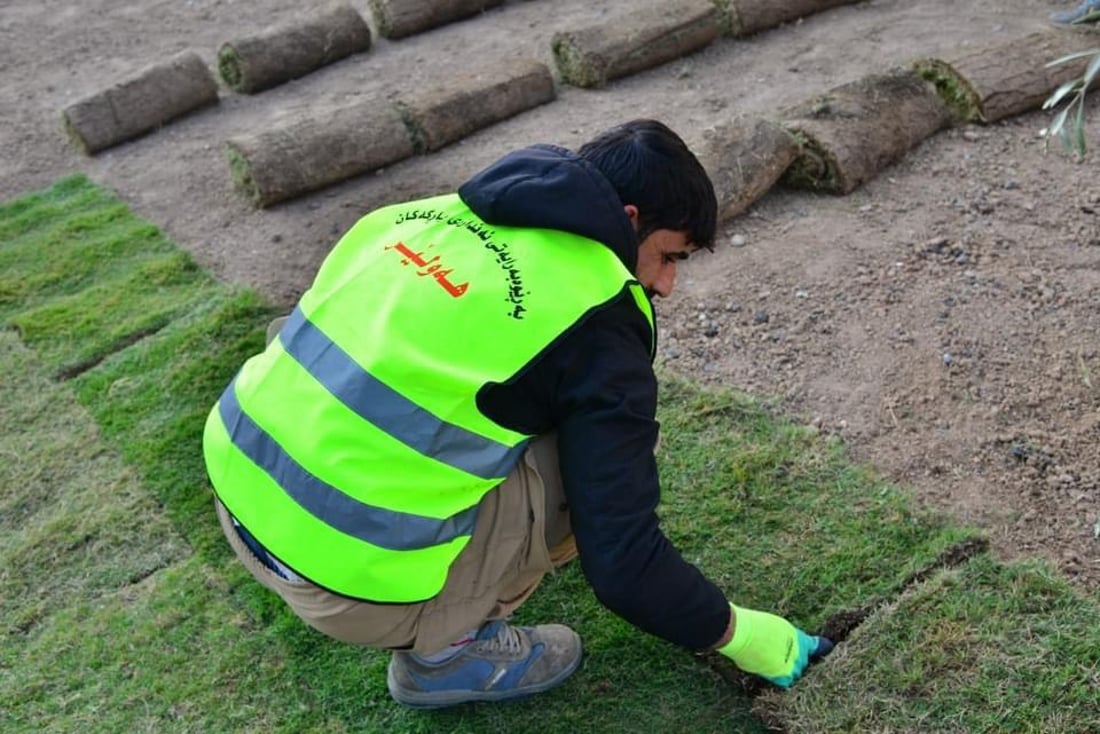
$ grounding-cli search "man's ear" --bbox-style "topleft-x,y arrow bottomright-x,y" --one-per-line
623,204 -> 639,230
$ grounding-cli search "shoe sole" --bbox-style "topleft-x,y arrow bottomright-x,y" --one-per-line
387,650 -> 584,709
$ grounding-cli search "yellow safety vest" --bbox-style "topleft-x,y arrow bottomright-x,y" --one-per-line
203,193 -> 654,601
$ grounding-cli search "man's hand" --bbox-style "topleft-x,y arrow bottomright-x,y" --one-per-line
717,604 -> 833,689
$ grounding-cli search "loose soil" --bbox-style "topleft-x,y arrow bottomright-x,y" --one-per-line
2,0 -> 1097,588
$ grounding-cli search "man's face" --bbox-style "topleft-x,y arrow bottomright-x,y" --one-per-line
623,205 -> 697,298
635,228 -> 695,298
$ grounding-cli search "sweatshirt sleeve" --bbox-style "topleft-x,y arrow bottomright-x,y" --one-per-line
478,295 -> 731,650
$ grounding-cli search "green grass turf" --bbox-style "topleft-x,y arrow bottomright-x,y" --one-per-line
2,175 -> 1096,733
756,554 -> 1100,733
0,331 -> 184,637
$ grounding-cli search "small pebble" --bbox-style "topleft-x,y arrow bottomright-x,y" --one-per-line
730,234 -> 747,247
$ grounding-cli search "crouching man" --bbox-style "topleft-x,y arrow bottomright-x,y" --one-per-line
203,119 -> 832,708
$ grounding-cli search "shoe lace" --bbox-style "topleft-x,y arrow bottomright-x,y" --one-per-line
481,621 -> 524,655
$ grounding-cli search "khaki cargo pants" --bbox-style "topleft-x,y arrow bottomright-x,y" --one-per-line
215,433 -> 576,656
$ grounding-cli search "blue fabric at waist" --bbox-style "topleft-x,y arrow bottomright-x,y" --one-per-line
231,516 -> 300,582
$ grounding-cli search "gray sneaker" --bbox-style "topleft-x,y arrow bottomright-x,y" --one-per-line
1050,0 -> 1100,25
387,620 -> 583,708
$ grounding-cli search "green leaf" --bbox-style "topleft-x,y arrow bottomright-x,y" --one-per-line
1059,118 -> 1075,155
1043,78 -> 1080,110
1084,51 -> 1100,87
1046,49 -> 1100,68
1072,9 -> 1100,24
1048,106 -> 1071,138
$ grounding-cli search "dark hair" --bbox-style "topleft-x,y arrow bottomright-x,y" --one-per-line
578,119 -> 717,251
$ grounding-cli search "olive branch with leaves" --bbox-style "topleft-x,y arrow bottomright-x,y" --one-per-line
1041,35 -> 1100,161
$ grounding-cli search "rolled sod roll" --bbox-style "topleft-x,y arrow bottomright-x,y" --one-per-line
397,58 -> 556,152
696,117 -> 800,222
715,0 -> 865,37
226,101 -> 414,207
368,0 -> 506,40
62,51 -> 218,155
915,28 -> 1100,124
780,68 -> 952,195
217,4 -> 373,94
552,0 -> 722,88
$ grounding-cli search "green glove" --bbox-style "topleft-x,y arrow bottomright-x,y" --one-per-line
717,603 -> 833,689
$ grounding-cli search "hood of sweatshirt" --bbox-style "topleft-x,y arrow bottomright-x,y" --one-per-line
458,144 -> 640,273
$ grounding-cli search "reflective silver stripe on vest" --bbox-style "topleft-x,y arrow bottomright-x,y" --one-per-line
218,379 -> 479,550
278,306 -> 528,480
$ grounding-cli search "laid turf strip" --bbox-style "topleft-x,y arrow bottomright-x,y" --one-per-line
0,331 -> 184,637
653,374 -> 976,635
755,555 -> 1100,733
0,175 -> 274,558
4,176 -> 1097,733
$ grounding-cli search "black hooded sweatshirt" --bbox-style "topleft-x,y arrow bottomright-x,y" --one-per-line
459,144 -> 730,651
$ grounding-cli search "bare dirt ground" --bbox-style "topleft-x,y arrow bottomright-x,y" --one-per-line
2,0 -> 1097,589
